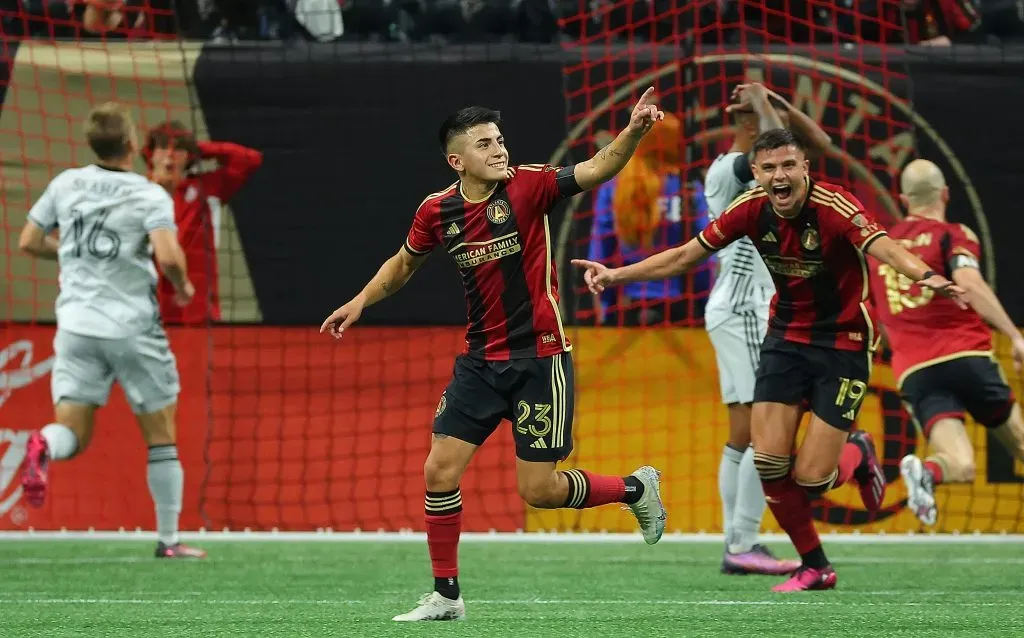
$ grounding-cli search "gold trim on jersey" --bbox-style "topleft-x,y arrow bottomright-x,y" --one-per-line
460,181 -> 497,204
446,231 -> 520,254
416,182 -> 458,211
551,353 -> 568,449
518,164 -> 547,172
896,350 -> 996,390
543,216 -> 571,353
720,186 -> 767,218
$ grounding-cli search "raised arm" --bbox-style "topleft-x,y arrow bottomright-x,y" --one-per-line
572,87 -> 665,192
320,246 -> 427,338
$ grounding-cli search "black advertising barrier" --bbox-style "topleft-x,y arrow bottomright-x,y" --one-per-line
3,43 -> 1021,324
188,43 -> 1024,326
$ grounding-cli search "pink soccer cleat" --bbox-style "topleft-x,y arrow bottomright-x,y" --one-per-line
848,430 -> 886,512
155,542 -> 207,559
771,565 -> 837,592
20,432 -> 49,508
721,544 -> 801,576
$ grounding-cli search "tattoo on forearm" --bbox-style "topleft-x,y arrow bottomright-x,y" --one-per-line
381,280 -> 393,294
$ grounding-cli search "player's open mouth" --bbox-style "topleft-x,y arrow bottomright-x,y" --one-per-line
771,183 -> 793,204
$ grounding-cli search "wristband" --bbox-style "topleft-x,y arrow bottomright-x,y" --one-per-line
921,270 -> 936,281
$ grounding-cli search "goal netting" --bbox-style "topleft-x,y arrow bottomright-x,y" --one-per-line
1,1 -> 1021,534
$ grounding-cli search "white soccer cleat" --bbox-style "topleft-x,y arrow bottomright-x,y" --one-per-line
626,465 -> 667,545
900,455 -> 937,526
392,592 -> 466,622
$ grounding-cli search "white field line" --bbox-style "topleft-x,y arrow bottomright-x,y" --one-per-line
1,531 -> 1023,543
3,555 -> 1023,567
0,598 -> 1014,607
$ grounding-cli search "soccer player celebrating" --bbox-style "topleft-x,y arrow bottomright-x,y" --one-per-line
321,89 -> 669,621
573,129 -> 966,592
145,120 -> 263,324
704,82 -> 831,576
869,159 -> 1024,526
18,103 -> 205,559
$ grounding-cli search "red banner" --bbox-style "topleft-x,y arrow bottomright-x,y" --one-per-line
0,325 -> 522,532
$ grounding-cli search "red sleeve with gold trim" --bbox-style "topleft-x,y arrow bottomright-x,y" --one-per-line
817,186 -> 887,252
696,192 -> 759,251
404,197 -> 441,256
945,222 -> 981,272
510,164 -> 582,214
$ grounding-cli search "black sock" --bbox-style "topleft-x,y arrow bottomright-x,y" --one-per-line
434,576 -> 460,600
800,545 -> 829,570
622,476 -> 645,505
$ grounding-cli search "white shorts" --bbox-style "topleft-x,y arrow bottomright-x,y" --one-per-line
51,327 -> 180,415
707,310 -> 768,405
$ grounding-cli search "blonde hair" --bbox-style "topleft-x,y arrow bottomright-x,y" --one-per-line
611,112 -> 682,249
84,102 -> 135,161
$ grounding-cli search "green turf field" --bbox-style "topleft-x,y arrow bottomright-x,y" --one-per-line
1,538 -> 1021,637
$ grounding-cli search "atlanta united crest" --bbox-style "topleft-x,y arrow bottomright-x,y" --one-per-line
801,228 -> 820,251
486,200 -> 510,224
435,394 -> 447,418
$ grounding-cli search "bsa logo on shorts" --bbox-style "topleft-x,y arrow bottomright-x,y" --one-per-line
801,228 -> 820,251
486,200 -> 510,224
435,394 -> 447,418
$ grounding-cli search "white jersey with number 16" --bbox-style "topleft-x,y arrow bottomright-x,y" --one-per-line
27,165 -> 176,339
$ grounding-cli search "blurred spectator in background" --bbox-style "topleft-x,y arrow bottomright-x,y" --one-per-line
144,121 -> 263,325
888,0 -> 983,44
587,112 -> 712,327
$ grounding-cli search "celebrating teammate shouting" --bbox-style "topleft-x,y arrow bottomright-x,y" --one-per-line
321,89 -> 669,621
574,129 -> 966,592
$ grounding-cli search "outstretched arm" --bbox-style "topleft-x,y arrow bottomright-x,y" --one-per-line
320,247 -> 427,338
572,238 -> 711,293
866,235 -> 967,308
953,268 -> 1024,370
572,87 -> 665,192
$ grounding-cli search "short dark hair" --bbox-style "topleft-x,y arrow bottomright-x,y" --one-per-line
144,120 -> 200,167
438,106 -> 501,155
750,128 -> 805,162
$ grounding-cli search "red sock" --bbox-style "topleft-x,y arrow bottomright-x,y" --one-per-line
924,460 -> 945,484
562,469 -> 626,508
425,490 -> 462,578
834,441 -> 864,488
761,477 -> 822,556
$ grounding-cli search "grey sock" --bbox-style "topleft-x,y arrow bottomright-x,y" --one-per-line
147,445 -> 183,546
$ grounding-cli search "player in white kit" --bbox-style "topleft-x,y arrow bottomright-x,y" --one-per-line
17,103 -> 206,558
705,83 -> 832,575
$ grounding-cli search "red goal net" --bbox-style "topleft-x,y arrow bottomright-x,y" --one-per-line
555,0 -> 1024,534
1,2 -> 1021,535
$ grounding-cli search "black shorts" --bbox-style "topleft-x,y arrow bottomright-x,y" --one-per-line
900,355 -> 1016,437
433,353 -> 575,462
753,335 -> 871,431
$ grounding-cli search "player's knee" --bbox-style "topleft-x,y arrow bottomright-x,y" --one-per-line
517,473 -> 562,509
423,455 -> 462,492
752,450 -> 792,483
794,469 -> 839,496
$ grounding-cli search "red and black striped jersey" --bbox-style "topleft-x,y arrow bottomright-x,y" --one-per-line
405,164 -> 581,360
868,216 -> 991,385
697,178 -> 887,352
